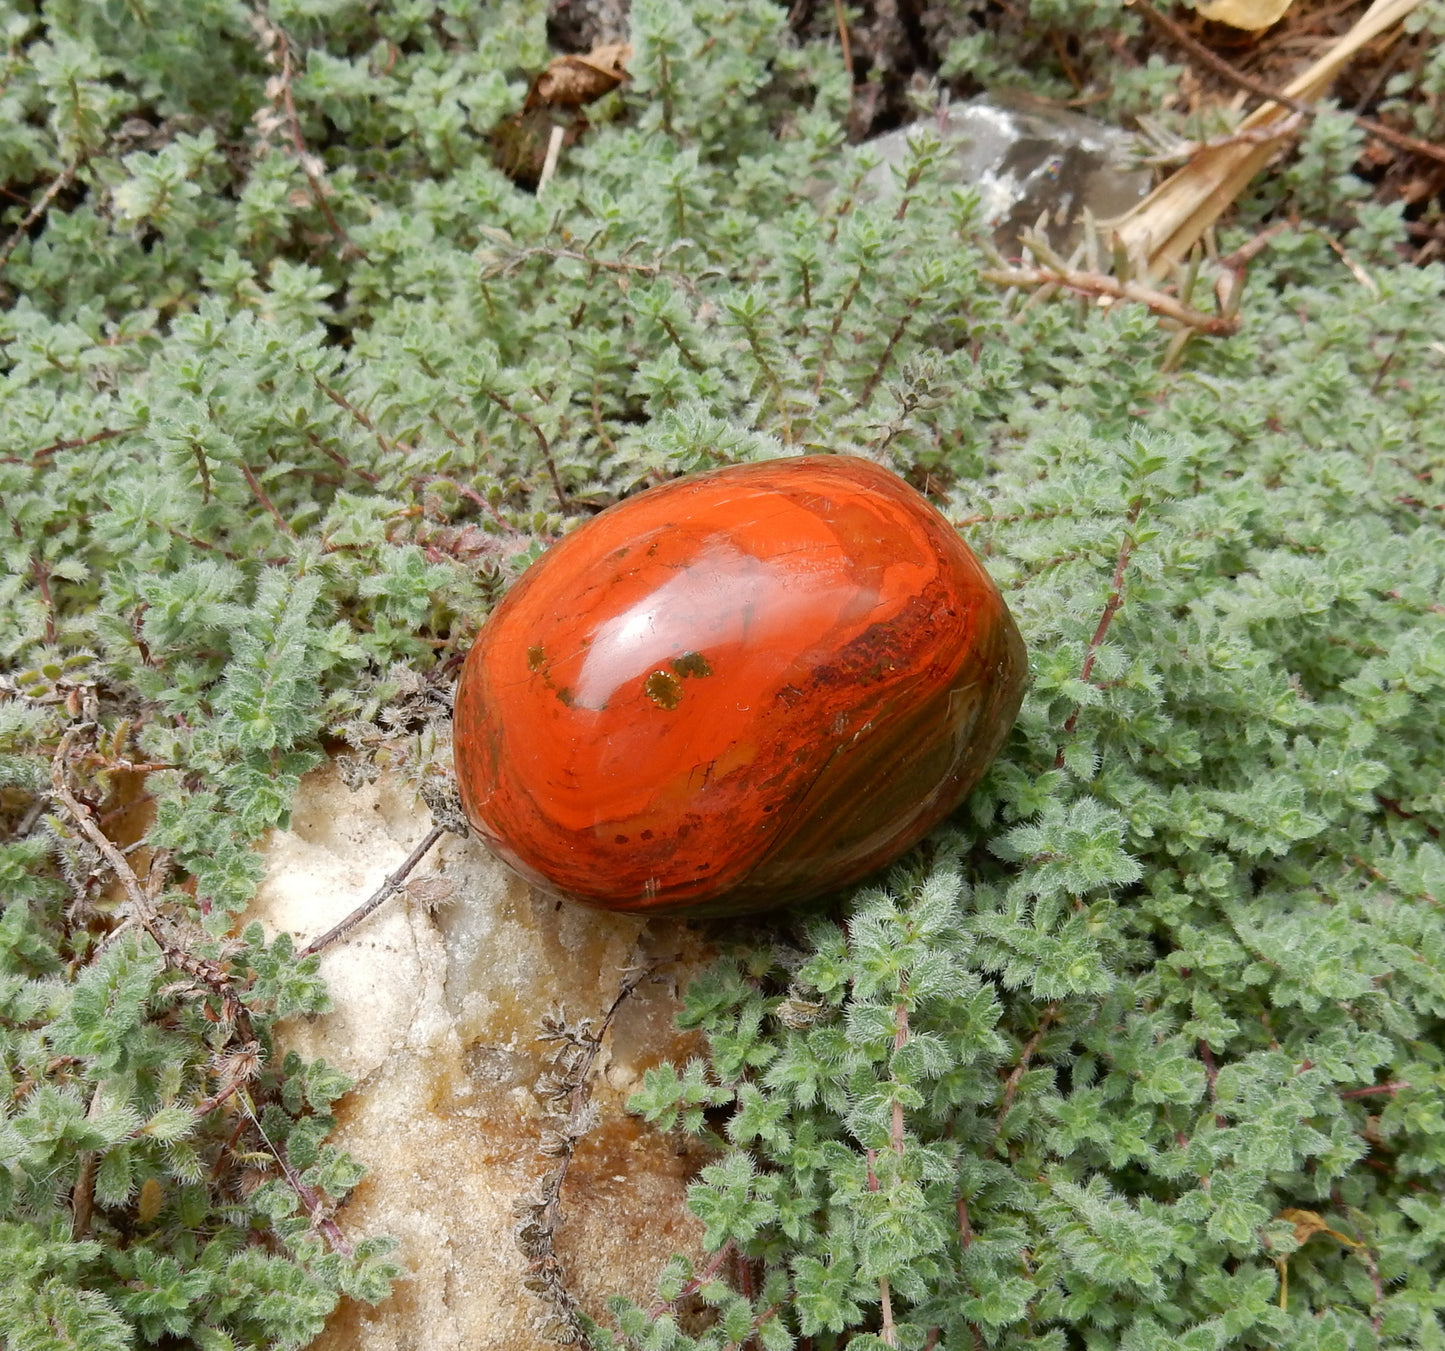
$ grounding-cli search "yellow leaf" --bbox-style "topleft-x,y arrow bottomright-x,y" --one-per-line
1277,1208 -> 1362,1249
137,1176 -> 164,1224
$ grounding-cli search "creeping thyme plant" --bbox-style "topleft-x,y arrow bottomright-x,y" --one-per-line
2,0 -> 1444,1346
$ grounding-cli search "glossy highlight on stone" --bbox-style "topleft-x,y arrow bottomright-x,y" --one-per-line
453,455 -> 1026,915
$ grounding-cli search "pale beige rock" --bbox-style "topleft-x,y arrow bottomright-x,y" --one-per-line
246,764 -> 713,1351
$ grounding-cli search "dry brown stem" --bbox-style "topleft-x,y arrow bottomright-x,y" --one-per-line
518,958 -> 656,1341
50,728 -> 256,1044
1132,0 -> 1445,168
982,261 -> 1240,335
1113,0 -> 1428,273
299,824 -> 446,957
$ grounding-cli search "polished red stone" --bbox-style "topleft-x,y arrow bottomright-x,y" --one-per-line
453,455 -> 1026,915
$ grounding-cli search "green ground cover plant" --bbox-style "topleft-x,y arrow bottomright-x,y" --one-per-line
1,0 -> 1444,1347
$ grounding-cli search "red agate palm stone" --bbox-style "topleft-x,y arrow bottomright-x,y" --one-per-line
453,455 -> 1025,915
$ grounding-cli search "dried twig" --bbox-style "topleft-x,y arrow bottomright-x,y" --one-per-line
982,259 -> 1240,335
299,824 -> 446,957
50,728 -> 255,1041
517,957 -> 657,1341
1114,0 -> 1428,273
52,731 -> 169,945
536,124 -> 566,193
1216,219 -> 1294,271
1135,111 -> 1306,167
1130,0 -> 1445,168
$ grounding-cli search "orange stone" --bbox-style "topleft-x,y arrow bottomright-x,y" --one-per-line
453,455 -> 1026,915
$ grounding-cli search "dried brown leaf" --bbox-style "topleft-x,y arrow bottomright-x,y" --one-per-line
526,42 -> 632,110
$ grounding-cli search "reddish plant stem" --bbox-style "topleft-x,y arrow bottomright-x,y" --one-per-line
812,272 -> 864,396
988,1002 -> 1059,1156
1375,792 -> 1442,838
415,473 -> 528,538
1340,1080 -> 1411,1100
1199,1039 -> 1227,1126
861,1146 -> 896,1345
1355,1240 -> 1386,1333
1349,853 -> 1440,909
239,462 -> 298,538
647,1240 -> 736,1318
23,426 -> 134,465
879,1276 -> 897,1348
590,380 -> 619,455
724,1303 -> 780,1351
314,377 -> 402,456
0,157 -> 79,276
1199,1039 -> 1219,1098
268,22 -> 370,261
30,556 -> 57,644
1054,499 -> 1143,768
246,1100 -> 354,1255
855,297 -> 923,409
306,430 -> 379,484
891,997 -> 909,1156
957,1195 -> 974,1249
480,388 -> 567,509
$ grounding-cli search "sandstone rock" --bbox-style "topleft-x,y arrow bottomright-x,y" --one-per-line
246,764 -> 715,1351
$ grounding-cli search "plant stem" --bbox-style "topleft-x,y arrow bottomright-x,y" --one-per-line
299,824 -> 446,957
